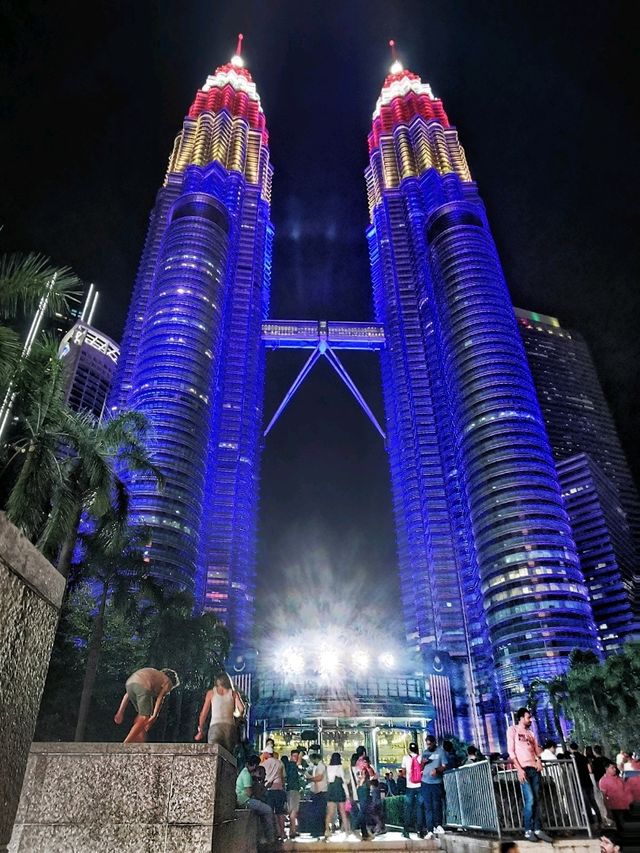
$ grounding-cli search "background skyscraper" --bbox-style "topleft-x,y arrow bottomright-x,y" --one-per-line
110,41 -> 273,647
516,307 -> 640,636
557,453 -> 638,652
59,322 -> 119,419
366,54 -> 599,741
516,308 -> 640,559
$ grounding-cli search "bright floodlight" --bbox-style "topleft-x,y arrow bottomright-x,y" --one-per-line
390,60 -> 403,75
279,645 -> 304,675
352,648 -> 370,672
318,647 -> 340,677
379,652 -> 395,669
231,54 -> 245,68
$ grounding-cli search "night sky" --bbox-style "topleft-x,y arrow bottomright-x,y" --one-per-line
2,1 -> 639,633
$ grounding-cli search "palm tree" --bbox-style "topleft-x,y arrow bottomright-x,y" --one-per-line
527,675 -> 569,749
40,409 -> 162,577
0,252 -> 80,400
0,252 -> 80,321
3,337 -> 71,539
73,518 -> 152,741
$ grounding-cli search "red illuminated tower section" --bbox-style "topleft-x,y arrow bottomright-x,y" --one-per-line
111,40 -> 273,650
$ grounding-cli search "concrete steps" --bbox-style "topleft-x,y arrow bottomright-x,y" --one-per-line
281,831 -> 441,851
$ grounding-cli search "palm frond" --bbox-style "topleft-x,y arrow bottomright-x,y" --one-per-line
0,325 -> 21,391
0,252 -> 82,320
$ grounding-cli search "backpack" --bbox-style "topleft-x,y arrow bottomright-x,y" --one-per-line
410,755 -> 422,784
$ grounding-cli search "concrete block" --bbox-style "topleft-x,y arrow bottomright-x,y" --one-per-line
10,742 -> 243,853
0,514 -> 63,853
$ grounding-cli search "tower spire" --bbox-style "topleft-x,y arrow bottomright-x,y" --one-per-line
231,32 -> 245,67
388,38 -> 403,74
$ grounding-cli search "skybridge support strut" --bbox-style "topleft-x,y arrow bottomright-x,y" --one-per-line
262,331 -> 386,441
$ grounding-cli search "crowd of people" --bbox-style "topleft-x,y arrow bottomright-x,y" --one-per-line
506,707 -> 640,839
235,739 -> 393,844
112,674 -> 639,848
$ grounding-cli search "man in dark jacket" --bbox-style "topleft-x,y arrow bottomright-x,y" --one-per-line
569,742 -> 601,825
592,745 -> 611,784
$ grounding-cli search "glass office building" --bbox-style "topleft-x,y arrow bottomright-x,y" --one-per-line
59,322 -> 119,419
557,453 -> 638,653
516,308 -> 640,636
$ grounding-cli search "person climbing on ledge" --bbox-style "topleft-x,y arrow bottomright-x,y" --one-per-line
114,667 -> 180,743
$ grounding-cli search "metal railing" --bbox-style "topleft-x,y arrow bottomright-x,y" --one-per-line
444,758 -> 593,838
444,759 -> 501,834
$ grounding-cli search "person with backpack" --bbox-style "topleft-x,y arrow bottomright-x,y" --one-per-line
350,746 -> 376,841
401,741 -> 424,839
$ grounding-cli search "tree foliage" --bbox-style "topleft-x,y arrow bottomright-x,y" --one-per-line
564,643 -> 640,751
35,580 -> 231,744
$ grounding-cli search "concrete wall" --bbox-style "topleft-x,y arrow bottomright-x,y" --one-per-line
440,833 -> 600,853
10,742 -> 245,853
0,513 -> 64,853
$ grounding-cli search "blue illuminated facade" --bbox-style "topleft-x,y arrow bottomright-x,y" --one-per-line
366,63 -> 600,744
112,46 -> 606,745
110,54 -> 273,647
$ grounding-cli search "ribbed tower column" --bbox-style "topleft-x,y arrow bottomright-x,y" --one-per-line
127,192 -> 230,587
366,54 -> 599,732
110,43 -> 273,645
426,197 -> 598,701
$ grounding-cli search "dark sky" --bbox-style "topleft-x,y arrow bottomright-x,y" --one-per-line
2,1 -> 639,631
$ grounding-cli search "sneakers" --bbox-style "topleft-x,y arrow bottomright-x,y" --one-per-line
524,830 -> 539,842
402,831 -> 411,839
434,825 -> 446,835
535,830 -> 553,843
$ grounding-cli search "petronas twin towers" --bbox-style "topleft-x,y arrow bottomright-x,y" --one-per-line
111,41 -> 599,743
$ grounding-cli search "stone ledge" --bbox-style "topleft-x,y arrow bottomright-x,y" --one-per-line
29,741 -> 233,758
0,513 -> 65,609
10,742 -> 238,853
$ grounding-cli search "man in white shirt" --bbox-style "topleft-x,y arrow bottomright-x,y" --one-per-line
401,741 -> 425,839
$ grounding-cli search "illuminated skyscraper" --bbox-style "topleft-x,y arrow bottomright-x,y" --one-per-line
110,38 -> 273,646
516,308 -> 640,565
516,307 -> 640,639
556,453 -> 638,653
365,48 -> 600,739
59,322 -> 119,419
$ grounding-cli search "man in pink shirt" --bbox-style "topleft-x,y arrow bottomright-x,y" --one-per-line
626,772 -> 640,804
507,707 -> 552,843
598,762 -> 632,829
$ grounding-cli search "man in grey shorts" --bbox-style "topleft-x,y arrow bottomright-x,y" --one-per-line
114,667 -> 179,742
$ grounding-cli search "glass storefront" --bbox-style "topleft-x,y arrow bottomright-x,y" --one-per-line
261,718 -> 428,771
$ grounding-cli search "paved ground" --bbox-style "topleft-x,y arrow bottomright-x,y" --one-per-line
281,830 -> 441,850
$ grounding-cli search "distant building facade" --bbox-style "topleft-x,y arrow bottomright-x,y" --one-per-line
517,308 -> 640,632
557,453 -> 638,652
59,322 -> 119,419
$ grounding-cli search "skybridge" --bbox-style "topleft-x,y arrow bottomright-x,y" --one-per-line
261,320 -> 387,440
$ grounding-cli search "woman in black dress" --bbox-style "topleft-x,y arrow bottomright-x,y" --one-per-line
325,752 -> 350,839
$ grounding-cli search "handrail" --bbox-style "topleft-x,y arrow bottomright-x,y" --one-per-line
444,757 -> 593,839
